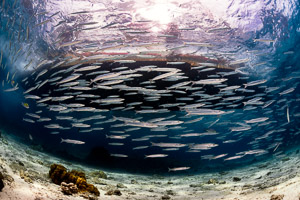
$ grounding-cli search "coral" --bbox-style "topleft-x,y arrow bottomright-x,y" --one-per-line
49,164 -> 100,196
61,182 -> 78,195
20,169 -> 33,183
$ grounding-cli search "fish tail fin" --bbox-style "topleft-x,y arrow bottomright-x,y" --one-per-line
243,84 -> 247,88
150,142 -> 155,146
89,79 -> 93,85
61,138 -> 64,143
168,168 -> 171,172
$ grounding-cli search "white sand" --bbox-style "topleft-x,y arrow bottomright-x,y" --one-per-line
0,134 -> 299,200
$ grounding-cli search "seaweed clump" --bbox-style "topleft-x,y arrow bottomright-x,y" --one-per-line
49,164 -> 99,196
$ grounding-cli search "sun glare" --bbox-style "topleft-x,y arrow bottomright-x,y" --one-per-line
137,3 -> 176,25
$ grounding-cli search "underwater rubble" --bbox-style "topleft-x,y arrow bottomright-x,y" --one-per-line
0,133 -> 299,199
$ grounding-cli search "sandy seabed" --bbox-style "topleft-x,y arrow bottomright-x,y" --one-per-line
0,133 -> 299,200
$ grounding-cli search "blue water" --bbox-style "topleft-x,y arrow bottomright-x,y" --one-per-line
0,0 -> 299,174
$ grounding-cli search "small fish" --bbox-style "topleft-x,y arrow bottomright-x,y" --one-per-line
151,142 -> 186,148
133,146 -> 149,150
35,69 -> 48,81
45,124 -> 62,129
279,88 -> 295,95
194,79 -> 227,85
22,102 -> 30,109
245,117 -> 269,124
273,143 -> 281,152
26,113 -> 40,119
151,70 -> 179,81
243,79 -> 267,88
186,109 -> 225,116
145,154 -> 168,158
110,154 -> 128,158
287,106 -> 290,123
106,135 -> 128,139
74,65 -> 101,72
71,123 -> 90,128
212,154 -> 228,159
37,118 -> 52,122
61,138 -> 85,144
224,155 -> 244,161
4,85 -> 19,92
108,143 -> 124,146
90,72 -> 120,83
37,97 -> 52,103
57,74 -> 81,85
23,118 -> 35,123
262,100 -> 275,108
230,126 -> 251,132
189,143 -> 218,150
168,167 -> 190,172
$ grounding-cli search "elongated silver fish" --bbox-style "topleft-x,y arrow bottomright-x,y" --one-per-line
189,143 -> 218,150
168,167 -> 190,172
245,117 -> 269,124
194,79 -> 227,85
243,79 -> 267,88
90,72 -> 120,83
61,138 -> 85,144
279,88 -> 295,95
57,74 -> 81,85
151,70 -> 179,81
151,142 -> 186,148
145,154 -> 168,158
187,109 -> 225,115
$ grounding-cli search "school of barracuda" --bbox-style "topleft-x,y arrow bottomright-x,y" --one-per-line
0,0 -> 299,172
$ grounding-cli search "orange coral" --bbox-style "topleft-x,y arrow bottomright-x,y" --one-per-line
49,164 -> 99,196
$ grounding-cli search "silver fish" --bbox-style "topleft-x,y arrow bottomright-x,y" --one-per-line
57,74 -> 81,85
243,79 -> 267,88
168,167 -> 190,172
194,79 -> 227,85
145,154 -> 168,158
61,138 -> 85,144
151,142 -> 186,148
279,88 -> 295,95
110,154 -> 128,158
245,117 -> 269,124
